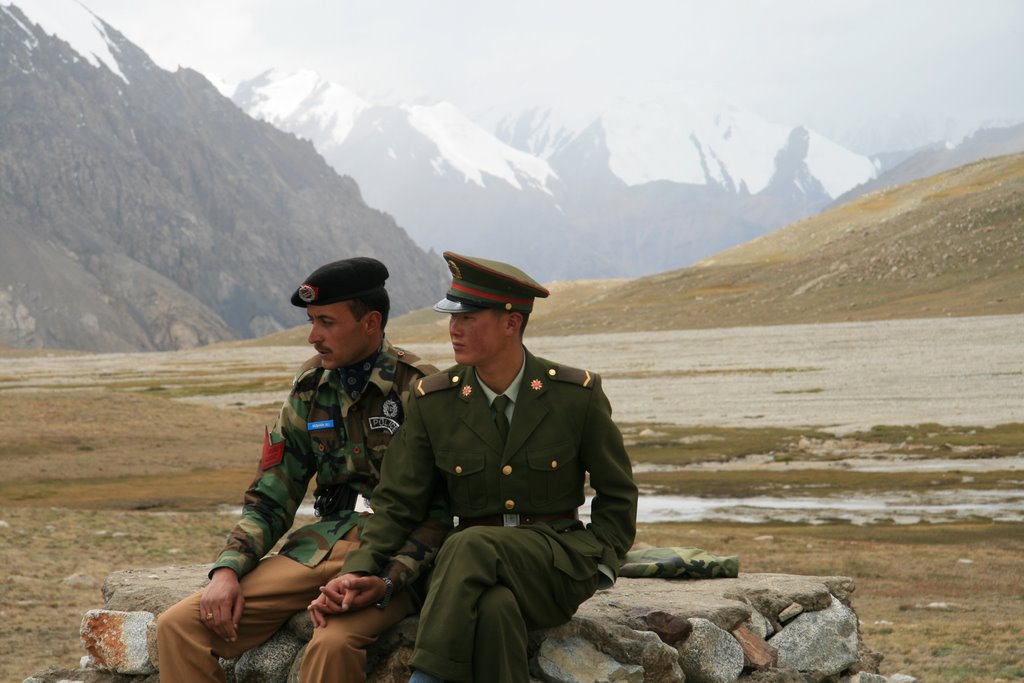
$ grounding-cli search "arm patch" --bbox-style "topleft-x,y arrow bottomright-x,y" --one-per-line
261,428 -> 285,470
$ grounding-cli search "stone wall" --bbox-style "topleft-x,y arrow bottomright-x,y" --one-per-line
25,565 -> 918,683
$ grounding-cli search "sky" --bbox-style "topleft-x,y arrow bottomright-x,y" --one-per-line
77,0 -> 1024,152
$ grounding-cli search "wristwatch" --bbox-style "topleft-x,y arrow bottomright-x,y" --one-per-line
375,575 -> 394,609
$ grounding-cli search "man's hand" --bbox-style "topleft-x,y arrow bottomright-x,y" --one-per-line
307,574 -> 387,627
199,567 -> 245,642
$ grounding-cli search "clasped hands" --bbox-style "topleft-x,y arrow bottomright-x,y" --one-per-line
307,573 -> 388,627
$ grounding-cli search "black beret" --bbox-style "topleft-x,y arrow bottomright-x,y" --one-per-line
290,257 -> 389,307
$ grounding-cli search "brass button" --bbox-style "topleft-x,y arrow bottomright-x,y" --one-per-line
548,368 -> 556,377
505,499 -> 515,510
451,375 -> 460,384
550,460 -> 558,469
502,465 -> 512,475
455,465 -> 463,474
353,447 -> 361,454
318,444 -> 325,452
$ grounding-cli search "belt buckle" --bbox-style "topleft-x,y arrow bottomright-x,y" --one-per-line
502,513 -> 520,527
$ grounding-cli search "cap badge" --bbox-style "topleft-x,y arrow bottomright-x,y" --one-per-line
297,284 -> 318,303
530,379 -> 543,391
446,259 -> 463,280
461,385 -> 473,397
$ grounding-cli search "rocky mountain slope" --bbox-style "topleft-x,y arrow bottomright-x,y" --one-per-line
0,2 -> 446,352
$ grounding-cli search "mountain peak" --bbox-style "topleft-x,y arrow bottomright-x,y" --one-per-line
233,68 -> 369,146
2,0 -> 127,81
405,101 -> 557,191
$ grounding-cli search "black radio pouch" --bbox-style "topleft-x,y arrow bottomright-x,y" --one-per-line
313,484 -> 359,517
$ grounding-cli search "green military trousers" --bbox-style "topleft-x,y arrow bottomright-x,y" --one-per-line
408,525 -> 600,683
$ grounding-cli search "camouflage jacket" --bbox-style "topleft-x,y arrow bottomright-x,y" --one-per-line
212,338 -> 451,595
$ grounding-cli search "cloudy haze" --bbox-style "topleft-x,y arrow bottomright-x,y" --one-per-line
81,0 -> 1024,153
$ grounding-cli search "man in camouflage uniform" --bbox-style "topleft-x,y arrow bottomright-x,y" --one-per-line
156,257 -> 449,682
322,252 -> 638,683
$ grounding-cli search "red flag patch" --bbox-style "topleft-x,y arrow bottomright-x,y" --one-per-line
261,428 -> 285,470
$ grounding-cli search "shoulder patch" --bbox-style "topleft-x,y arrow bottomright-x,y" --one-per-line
414,370 -> 460,397
293,354 -> 325,391
547,364 -> 595,389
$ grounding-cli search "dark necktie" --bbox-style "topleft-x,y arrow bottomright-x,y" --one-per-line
492,394 -> 511,443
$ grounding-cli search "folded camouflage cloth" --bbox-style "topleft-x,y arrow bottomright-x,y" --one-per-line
618,547 -> 739,579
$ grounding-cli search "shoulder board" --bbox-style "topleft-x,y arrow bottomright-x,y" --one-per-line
393,346 -> 440,375
548,364 -> 596,389
414,370 -> 459,397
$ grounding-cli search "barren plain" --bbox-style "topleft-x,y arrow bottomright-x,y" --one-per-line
2,313 -> 1022,682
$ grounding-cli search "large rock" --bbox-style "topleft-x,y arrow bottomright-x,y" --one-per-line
770,595 -> 859,676
80,610 -> 157,675
535,617 -> 684,683
101,565 -> 209,615
677,618 -> 745,683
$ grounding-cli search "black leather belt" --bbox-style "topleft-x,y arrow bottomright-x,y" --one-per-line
458,510 -> 578,528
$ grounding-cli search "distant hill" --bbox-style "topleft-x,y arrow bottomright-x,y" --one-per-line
527,152 -> 1023,335
0,2 -> 446,352
835,123 -> 1024,205
237,151 -> 1024,348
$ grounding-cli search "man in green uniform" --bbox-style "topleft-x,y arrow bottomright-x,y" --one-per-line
324,252 -> 638,683
156,257 -> 449,682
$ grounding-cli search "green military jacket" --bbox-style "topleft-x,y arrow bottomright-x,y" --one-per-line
212,338 -> 449,593
343,349 -> 638,584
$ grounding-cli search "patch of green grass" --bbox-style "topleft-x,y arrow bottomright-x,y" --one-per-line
0,469 -> 254,509
119,379 -> 288,398
850,423 -> 1024,457
622,422 -> 1024,465
632,468 -> 1020,498
619,423 -> 833,465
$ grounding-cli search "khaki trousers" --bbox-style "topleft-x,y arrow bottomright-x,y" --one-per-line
156,529 -> 413,683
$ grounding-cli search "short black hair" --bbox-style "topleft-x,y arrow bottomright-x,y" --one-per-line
348,286 -> 390,329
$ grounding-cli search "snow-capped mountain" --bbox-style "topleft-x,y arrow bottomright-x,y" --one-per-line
1,0 -> 128,80
234,68 -> 370,149
495,84 -> 877,198
234,70 -> 578,276
236,69 -> 558,194
235,70 -> 880,280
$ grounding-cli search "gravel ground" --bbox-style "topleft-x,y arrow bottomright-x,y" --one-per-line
518,313 -> 1024,432
2,314 -> 1021,432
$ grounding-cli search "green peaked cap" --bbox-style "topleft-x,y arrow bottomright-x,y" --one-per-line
434,251 -> 549,314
